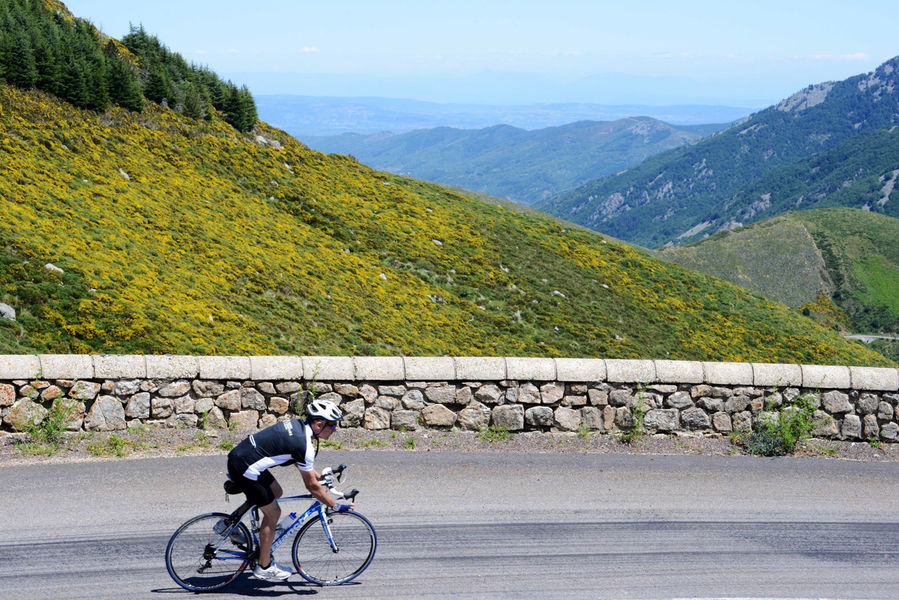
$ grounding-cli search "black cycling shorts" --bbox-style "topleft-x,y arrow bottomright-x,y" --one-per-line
227,454 -> 277,507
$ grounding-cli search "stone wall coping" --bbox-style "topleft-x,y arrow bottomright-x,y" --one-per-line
850,366 -> 899,391
801,364 -> 851,390
39,354 -> 93,380
554,358 -> 606,382
249,356 -> 303,381
653,360 -> 704,384
454,356 -> 506,381
0,355 -> 896,391
703,361 -> 754,386
0,355 -> 41,379
354,356 -> 405,381
403,356 -> 455,380
506,357 -> 556,381
303,356 -> 354,381
145,355 -> 199,379
93,354 -> 146,379
605,359 -> 656,383
752,362 -> 803,387
198,356 -> 251,380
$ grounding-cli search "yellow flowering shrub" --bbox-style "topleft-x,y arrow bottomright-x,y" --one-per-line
0,85 -> 892,365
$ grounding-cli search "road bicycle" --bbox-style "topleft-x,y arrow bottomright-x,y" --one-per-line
165,464 -> 377,591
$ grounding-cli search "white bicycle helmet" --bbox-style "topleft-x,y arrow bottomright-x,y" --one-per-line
306,399 -> 343,423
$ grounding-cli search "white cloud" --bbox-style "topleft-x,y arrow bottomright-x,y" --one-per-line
808,52 -> 870,61
226,49 -> 240,54
195,50 -> 208,55
299,46 -> 320,53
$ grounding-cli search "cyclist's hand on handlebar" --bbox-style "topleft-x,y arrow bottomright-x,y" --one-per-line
330,500 -> 353,513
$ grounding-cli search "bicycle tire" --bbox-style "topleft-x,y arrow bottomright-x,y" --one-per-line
165,512 -> 254,592
292,511 -> 377,586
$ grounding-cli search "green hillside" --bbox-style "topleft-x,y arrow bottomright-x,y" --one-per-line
0,2 -> 891,366
302,118 -> 723,206
796,209 -> 899,335
658,215 -> 833,309
0,85 -> 891,366
539,56 -> 899,248
659,208 -> 899,359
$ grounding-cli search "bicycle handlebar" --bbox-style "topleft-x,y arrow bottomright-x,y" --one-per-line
319,464 -> 358,502
320,463 -> 347,483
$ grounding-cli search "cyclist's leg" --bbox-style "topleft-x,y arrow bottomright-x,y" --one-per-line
230,471 -> 282,567
226,457 -> 285,566
256,477 -> 283,567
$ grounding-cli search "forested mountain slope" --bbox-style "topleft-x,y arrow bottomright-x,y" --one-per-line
540,56 -> 899,248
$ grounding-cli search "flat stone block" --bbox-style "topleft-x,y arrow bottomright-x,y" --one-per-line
304,356 -> 354,381
93,354 -> 146,379
505,357 -> 556,381
145,355 -> 199,379
403,356 -> 455,381
198,356 -> 250,380
40,354 -> 93,379
354,356 -> 405,381
454,356 -> 506,381
753,362 -> 802,387
249,356 -> 303,381
653,360 -> 704,384
850,367 -> 899,391
0,355 -> 41,379
554,358 -> 606,382
605,359 -> 655,384
801,364 -> 851,389
703,362 -> 753,386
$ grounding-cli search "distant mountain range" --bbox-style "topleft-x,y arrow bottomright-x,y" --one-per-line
302,119 -> 726,205
539,56 -> 899,248
256,95 -> 753,136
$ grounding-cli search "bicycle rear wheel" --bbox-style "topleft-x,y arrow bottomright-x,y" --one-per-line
165,512 -> 253,592
292,511 -> 377,585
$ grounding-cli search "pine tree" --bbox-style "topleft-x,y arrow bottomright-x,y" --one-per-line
60,57 -> 89,108
144,62 -> 172,104
84,56 -> 109,111
238,85 -> 258,129
104,41 -> 143,111
3,28 -> 39,88
32,22 -> 62,95
181,81 -> 204,119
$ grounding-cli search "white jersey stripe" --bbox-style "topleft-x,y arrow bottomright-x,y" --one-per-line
242,454 -> 293,480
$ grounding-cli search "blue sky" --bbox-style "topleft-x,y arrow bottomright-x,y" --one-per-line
64,0 -> 897,107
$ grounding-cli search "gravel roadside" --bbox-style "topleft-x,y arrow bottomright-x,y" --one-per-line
3,425 -> 899,466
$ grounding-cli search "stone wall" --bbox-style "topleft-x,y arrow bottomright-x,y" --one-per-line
2,355 -> 898,441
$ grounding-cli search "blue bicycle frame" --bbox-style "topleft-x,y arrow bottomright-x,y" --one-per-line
214,494 -> 335,563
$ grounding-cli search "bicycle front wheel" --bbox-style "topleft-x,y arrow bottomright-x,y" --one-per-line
292,511 -> 377,585
165,512 -> 253,592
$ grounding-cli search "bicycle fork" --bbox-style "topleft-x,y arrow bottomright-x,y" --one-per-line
318,508 -> 340,553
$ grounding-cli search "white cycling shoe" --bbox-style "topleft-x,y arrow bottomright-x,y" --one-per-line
252,560 -> 292,581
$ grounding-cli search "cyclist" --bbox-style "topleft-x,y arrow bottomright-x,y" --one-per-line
223,398 -> 353,580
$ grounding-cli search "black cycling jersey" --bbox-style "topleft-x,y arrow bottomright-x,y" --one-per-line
227,419 -> 315,481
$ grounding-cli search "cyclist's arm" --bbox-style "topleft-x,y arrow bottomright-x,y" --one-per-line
300,468 -> 337,508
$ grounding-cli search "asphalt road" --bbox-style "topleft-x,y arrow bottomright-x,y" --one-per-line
2,450 -> 899,599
